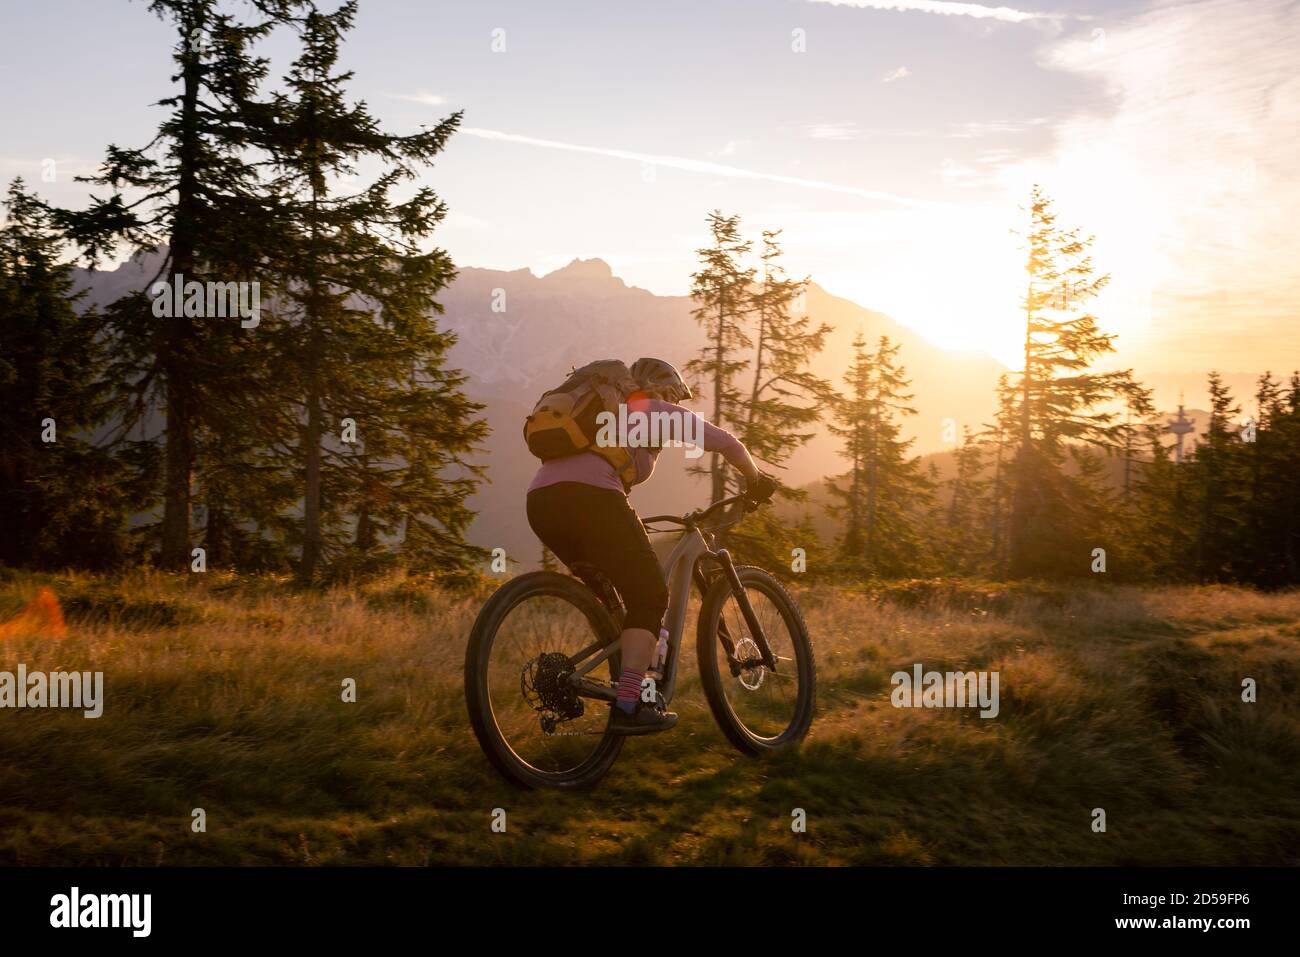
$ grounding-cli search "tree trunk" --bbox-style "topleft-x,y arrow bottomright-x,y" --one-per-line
158,12 -> 204,570
710,296 -> 726,504
160,375 -> 194,568
990,432 -> 1005,573
747,294 -> 767,432
355,460 -> 376,551
864,444 -> 878,572
205,498 -> 226,568
1008,296 -> 1035,579
299,144 -> 325,583
842,436 -> 862,556
300,373 -> 323,582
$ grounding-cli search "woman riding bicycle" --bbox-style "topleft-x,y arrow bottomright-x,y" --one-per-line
526,357 -> 776,736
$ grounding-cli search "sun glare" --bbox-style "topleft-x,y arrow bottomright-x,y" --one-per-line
829,205 -> 1028,368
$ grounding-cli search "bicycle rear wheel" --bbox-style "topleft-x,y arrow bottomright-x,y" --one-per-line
465,571 -> 624,788
697,565 -> 816,754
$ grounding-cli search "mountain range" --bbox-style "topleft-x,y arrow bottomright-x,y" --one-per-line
376,256 -> 1007,563
74,253 -> 1219,565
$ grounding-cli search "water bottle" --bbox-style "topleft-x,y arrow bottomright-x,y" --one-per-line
649,627 -> 669,679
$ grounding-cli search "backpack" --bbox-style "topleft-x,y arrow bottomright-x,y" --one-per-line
523,359 -> 640,488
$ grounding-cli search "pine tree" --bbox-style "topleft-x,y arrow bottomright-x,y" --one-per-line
686,210 -> 755,504
1006,185 -> 1136,578
827,333 -> 871,558
262,2 -> 485,582
742,230 -> 831,466
826,334 -> 930,577
1091,378 -> 1158,580
1278,374 -> 1300,582
1235,372 -> 1286,585
941,426 -> 990,575
1191,372 -> 1244,582
982,374 -> 1019,576
1128,418 -> 1185,581
1119,380 -> 1156,502
0,180 -> 133,568
728,229 -> 832,569
56,0 -> 302,569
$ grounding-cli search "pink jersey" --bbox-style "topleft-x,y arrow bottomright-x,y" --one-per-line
528,396 -> 746,495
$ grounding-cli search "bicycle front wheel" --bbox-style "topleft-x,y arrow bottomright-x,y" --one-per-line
464,571 -> 624,789
697,565 -> 816,754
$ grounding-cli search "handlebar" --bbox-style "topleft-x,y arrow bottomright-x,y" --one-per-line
641,492 -> 758,531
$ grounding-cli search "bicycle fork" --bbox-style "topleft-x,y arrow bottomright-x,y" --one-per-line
705,548 -> 778,675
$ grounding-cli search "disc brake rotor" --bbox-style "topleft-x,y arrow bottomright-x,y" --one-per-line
733,636 -> 766,691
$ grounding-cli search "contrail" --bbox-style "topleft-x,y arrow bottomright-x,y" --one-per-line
805,0 -> 1080,24
460,127 -> 937,209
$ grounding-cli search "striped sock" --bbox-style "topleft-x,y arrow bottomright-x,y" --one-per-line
616,668 -> 644,713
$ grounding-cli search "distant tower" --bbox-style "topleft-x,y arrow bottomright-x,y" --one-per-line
1165,394 -> 1195,464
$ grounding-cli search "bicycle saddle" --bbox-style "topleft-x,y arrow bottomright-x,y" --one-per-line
566,562 -> 624,615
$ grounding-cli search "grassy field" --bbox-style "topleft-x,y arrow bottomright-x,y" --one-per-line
1,567 -> 1297,866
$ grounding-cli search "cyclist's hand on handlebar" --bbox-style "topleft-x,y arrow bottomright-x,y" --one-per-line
743,473 -> 778,506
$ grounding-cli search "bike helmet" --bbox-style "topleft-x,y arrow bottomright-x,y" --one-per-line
630,357 -> 692,403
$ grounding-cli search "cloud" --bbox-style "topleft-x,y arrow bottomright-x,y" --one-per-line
804,122 -> 861,140
459,127 -> 939,208
882,66 -> 911,82
939,157 -> 977,183
386,90 -> 448,106
1024,0 -> 1300,371
954,117 -> 1048,137
805,0 -> 1080,24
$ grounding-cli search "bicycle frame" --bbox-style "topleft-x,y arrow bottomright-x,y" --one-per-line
567,521 -> 775,707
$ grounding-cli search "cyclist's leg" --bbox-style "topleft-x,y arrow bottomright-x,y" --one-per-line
526,482 -> 667,711
527,483 -> 666,629
526,484 -> 637,623
526,483 -> 586,570
579,494 -> 667,710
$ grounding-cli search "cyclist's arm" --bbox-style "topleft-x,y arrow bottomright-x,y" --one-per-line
703,420 -> 761,482
632,397 -> 761,482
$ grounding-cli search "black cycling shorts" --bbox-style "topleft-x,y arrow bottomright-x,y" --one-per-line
526,481 -> 668,634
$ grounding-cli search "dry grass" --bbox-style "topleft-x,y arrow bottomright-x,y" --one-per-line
1,567 -> 1297,865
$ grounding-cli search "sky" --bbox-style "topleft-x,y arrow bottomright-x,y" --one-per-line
2,0 -> 1297,377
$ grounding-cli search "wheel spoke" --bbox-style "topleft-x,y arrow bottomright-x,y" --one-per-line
481,588 -> 617,777
710,576 -> 810,743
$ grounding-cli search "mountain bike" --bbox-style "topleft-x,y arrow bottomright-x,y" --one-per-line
464,492 -> 816,788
